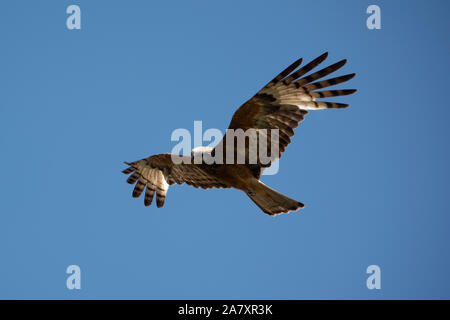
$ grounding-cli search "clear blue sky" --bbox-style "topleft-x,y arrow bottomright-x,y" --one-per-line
0,0 -> 449,299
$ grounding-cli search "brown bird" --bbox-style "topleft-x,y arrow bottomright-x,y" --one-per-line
122,52 -> 356,215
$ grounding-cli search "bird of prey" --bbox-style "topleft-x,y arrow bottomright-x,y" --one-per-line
122,52 -> 356,215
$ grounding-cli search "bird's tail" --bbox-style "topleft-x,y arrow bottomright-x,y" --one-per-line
246,180 -> 304,216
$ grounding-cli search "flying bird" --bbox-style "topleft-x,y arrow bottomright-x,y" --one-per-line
122,52 -> 356,215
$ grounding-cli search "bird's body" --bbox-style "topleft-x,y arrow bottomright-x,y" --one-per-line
123,52 -> 356,215
199,165 -> 246,190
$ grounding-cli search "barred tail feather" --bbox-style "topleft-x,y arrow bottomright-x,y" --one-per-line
246,180 -> 304,216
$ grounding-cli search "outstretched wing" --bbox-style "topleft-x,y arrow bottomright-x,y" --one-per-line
214,52 -> 356,174
122,154 -> 229,208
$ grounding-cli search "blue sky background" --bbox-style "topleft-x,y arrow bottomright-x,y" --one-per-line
0,0 -> 449,299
